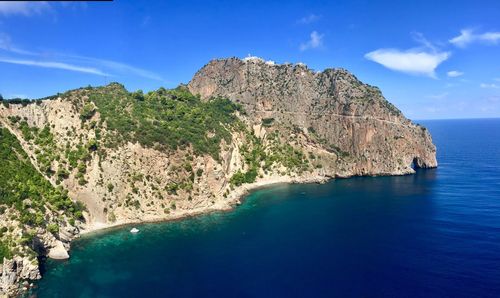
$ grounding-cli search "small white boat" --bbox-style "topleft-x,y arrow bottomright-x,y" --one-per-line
130,228 -> 139,233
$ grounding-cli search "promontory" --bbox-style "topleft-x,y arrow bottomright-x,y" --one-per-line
0,57 -> 436,296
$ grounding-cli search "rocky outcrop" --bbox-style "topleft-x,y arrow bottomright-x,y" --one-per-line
188,57 -> 437,175
47,241 -> 69,260
0,205 -> 79,296
1,257 -> 40,296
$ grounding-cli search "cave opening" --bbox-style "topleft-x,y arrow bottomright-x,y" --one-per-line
411,157 -> 421,170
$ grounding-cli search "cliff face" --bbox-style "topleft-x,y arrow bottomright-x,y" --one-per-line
0,57 -> 436,296
188,57 -> 437,175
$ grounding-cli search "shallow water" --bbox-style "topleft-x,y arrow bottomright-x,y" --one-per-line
33,119 -> 500,297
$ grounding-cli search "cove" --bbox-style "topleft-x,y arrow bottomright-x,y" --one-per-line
32,119 -> 500,298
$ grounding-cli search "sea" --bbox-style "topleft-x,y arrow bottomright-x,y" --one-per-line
31,119 -> 500,298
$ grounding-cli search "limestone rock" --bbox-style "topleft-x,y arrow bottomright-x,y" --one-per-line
48,241 -> 70,260
188,57 -> 437,175
1,259 -> 17,289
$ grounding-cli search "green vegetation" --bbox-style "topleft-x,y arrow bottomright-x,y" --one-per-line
0,128 -> 85,226
47,223 -> 59,235
88,84 -> 243,159
230,168 -> 258,186
0,240 -> 12,260
15,121 -> 60,176
261,117 -> 275,127
80,103 -> 96,120
1,98 -> 33,107
229,130 -> 310,186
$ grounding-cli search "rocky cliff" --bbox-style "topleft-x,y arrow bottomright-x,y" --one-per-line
188,57 -> 437,175
0,57 -> 436,296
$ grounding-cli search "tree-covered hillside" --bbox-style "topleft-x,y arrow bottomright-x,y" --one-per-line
0,127 -> 84,259
87,84 -> 244,160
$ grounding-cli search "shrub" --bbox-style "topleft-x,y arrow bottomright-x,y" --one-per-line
47,223 -> 59,235
0,241 -> 12,260
230,167 -> 258,186
80,103 -> 95,120
261,118 -> 275,127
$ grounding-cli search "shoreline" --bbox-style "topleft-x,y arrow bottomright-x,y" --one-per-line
76,167 -> 424,237
78,175 -> 328,237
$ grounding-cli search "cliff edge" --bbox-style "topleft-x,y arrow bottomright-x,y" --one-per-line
189,57 -> 437,175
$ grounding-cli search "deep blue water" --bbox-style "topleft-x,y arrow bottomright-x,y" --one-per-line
33,119 -> 500,298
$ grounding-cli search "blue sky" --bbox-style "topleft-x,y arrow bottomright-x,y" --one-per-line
0,0 -> 499,119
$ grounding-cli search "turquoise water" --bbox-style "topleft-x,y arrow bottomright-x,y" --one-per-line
32,119 -> 500,297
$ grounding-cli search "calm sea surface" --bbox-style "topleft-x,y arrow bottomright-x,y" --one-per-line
33,119 -> 500,297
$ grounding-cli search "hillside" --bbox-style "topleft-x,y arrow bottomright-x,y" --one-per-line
0,57 -> 436,296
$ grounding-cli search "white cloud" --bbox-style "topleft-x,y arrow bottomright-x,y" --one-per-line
480,83 -> 499,89
297,14 -> 321,25
449,29 -> 473,47
0,1 -> 50,16
447,70 -> 464,77
0,57 -> 108,75
364,48 -> 450,78
299,31 -> 324,51
494,78 -> 500,82
450,29 -> 500,47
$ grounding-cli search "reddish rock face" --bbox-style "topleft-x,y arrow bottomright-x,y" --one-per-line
188,57 -> 437,175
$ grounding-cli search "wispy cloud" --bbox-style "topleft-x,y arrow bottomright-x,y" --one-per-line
450,29 -> 500,48
365,33 -> 449,78
0,57 -> 108,76
67,55 -> 164,81
447,70 -> 464,77
412,32 -> 438,52
297,14 -> 321,25
480,83 -> 499,89
0,33 -> 38,55
299,31 -> 324,51
0,1 -> 51,16
0,33 -> 164,81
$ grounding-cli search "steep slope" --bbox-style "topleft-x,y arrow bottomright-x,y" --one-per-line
0,57 -> 437,296
188,57 -> 437,175
0,126 -> 82,296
